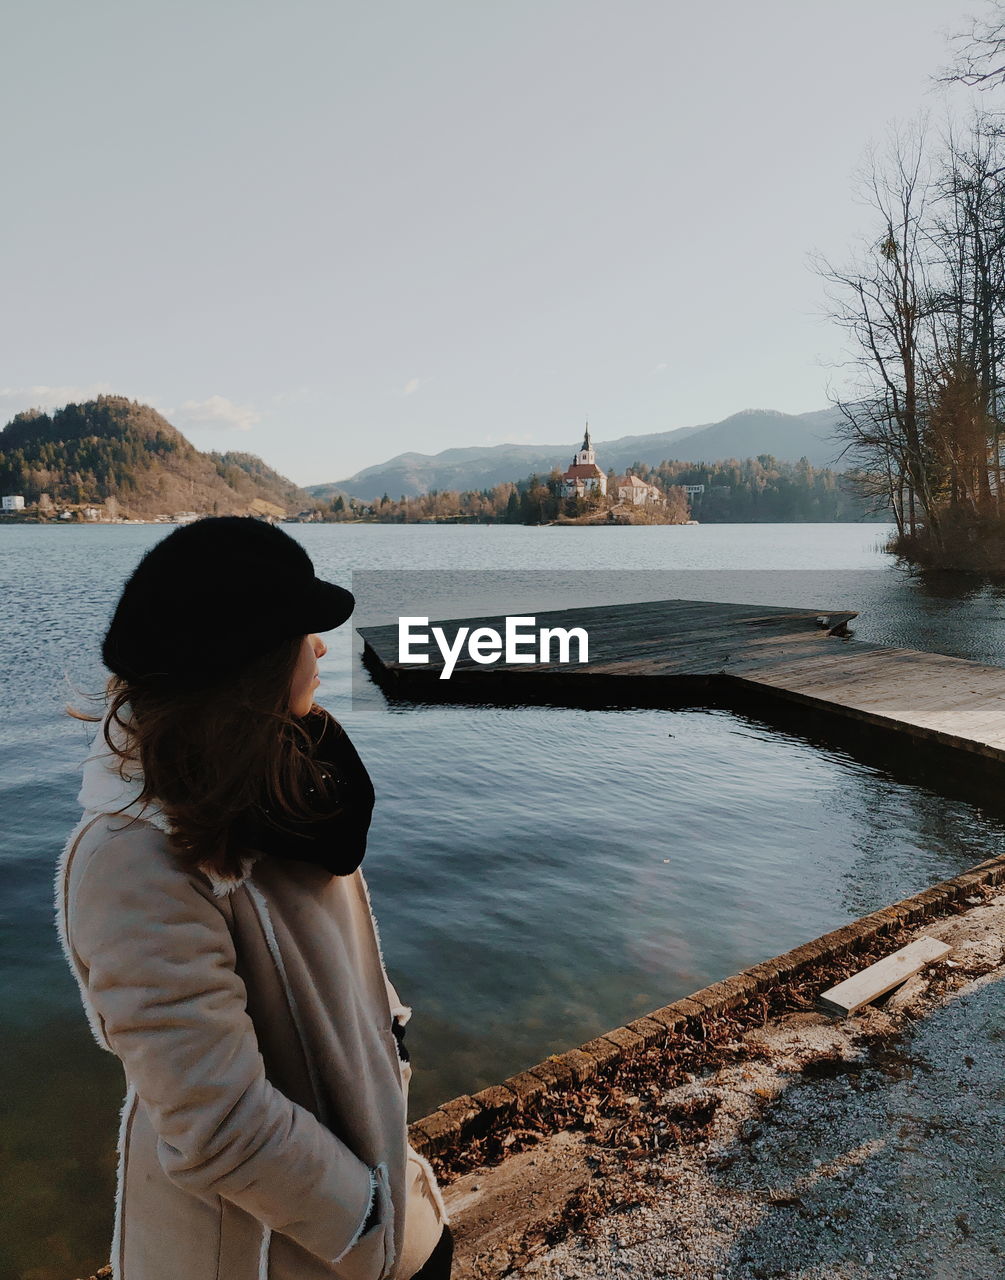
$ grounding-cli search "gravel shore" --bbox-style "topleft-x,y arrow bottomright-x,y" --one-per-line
445,892 -> 1005,1280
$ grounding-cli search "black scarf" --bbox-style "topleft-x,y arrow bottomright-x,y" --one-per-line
229,713 -> 410,1063
233,709 -> 376,878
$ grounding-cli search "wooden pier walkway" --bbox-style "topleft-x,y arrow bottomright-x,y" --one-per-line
358,598 -> 1005,764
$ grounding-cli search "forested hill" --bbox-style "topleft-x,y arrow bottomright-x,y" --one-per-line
0,397 -> 309,518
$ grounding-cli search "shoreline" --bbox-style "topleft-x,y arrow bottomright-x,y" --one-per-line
413,854 -> 1005,1277
1,516 -> 892,528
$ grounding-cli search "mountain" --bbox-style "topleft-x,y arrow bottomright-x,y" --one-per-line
0,396 -> 310,518
310,407 -> 846,501
662,408 -> 846,469
207,450 -> 309,512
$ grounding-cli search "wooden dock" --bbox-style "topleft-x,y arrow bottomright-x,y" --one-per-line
358,598 -> 1005,765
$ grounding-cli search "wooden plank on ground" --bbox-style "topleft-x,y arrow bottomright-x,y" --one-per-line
818,937 -> 953,1016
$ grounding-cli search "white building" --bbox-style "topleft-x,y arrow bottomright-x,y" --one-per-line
616,474 -> 663,506
2,495 -> 25,511
561,424 -> 607,498
683,484 -> 705,497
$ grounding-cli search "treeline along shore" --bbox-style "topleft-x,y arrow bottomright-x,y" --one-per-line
320,455 -> 877,525
0,395 -> 881,527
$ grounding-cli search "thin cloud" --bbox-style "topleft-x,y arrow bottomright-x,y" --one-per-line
174,395 -> 260,432
0,382 -> 115,422
271,386 -> 314,406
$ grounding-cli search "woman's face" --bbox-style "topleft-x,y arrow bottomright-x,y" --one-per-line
289,633 -> 327,717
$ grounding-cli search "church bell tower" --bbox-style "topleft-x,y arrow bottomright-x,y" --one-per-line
573,421 -> 595,468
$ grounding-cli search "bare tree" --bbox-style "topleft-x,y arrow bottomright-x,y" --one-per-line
925,358 -> 991,514
810,4 -> 1005,563
941,4 -> 1005,88
663,485 -> 691,524
929,112 -> 1005,509
815,126 -> 940,539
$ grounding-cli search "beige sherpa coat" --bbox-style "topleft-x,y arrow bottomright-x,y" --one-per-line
55,725 -> 447,1280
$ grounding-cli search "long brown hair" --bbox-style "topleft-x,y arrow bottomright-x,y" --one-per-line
72,636 -> 336,881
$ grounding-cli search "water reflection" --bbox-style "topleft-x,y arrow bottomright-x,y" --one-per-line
0,1020 -> 122,1280
910,570 -> 991,601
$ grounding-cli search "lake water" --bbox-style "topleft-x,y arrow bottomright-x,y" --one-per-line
5,522 -> 1005,1278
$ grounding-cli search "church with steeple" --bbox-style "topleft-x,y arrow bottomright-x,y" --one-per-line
561,423 -> 607,499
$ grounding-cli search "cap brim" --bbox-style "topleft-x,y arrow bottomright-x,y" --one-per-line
306,578 -> 356,632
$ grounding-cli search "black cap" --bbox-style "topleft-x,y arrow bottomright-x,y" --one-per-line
102,516 -> 355,686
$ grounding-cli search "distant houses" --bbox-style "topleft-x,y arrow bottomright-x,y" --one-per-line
616,473 -> 664,506
0,493 -> 284,524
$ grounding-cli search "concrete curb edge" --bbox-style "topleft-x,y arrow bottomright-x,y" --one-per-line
407,852 -> 1005,1160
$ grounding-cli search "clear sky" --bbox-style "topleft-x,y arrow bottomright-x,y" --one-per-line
0,0 -> 983,484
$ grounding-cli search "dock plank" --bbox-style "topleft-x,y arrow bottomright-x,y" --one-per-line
741,668 -> 1004,709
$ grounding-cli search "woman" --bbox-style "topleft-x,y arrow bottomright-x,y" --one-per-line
55,516 -> 452,1280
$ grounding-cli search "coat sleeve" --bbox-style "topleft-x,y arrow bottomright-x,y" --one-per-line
67,824 -> 378,1267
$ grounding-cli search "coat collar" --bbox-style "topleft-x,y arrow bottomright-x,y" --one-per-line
77,706 -> 259,897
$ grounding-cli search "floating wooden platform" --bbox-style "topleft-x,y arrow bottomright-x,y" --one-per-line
358,598 -> 1005,764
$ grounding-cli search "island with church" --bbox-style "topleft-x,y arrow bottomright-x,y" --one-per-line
554,423 -> 694,525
